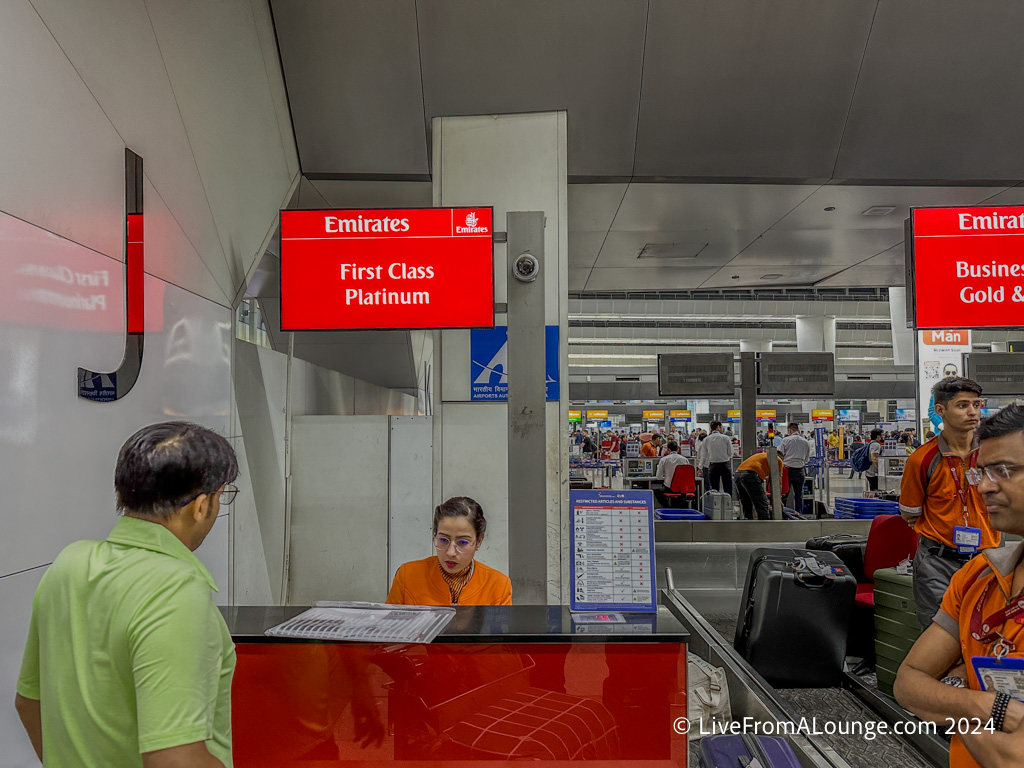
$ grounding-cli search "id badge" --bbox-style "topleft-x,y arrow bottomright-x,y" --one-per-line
971,656 -> 1024,701
954,525 -> 982,555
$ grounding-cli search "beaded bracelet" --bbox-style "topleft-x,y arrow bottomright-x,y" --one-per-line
992,691 -> 1011,732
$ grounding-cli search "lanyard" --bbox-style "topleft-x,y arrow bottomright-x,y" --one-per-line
947,453 -> 978,526
970,577 -> 1024,653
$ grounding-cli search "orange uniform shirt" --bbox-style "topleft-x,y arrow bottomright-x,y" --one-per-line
386,556 -> 512,606
934,542 -> 1024,768
640,442 -> 658,457
899,435 -> 999,550
736,452 -> 783,481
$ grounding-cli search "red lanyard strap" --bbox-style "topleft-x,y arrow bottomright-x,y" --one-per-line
970,578 -> 1024,644
947,453 -> 977,518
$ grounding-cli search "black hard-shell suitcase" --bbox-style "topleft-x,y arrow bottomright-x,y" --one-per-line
734,548 -> 857,687
805,533 -> 868,582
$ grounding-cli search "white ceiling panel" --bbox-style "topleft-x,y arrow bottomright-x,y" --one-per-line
593,229 -> 761,269
730,228 -> 902,267
568,184 -> 628,231
610,184 -> 817,232
835,0 -> 1024,181
568,231 -> 608,270
635,0 -> 875,179
309,180 -> 433,209
700,264 -> 844,290
817,251 -> 907,288
568,268 -> 591,291
773,185 -> 1012,231
417,1 -> 646,178
583,266 -> 722,292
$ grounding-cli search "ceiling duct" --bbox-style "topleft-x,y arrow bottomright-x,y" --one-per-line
636,242 -> 708,259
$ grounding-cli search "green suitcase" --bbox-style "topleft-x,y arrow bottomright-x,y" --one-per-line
873,568 -> 921,696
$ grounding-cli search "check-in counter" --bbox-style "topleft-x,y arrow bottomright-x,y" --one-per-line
222,604 -> 689,767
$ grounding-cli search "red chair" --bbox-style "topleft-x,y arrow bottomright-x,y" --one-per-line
853,515 -> 919,608
662,464 -> 698,509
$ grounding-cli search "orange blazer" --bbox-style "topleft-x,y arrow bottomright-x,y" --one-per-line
386,556 -> 512,606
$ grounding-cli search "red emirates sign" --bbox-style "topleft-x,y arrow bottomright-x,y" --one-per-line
280,207 -> 494,331
911,205 -> 1024,329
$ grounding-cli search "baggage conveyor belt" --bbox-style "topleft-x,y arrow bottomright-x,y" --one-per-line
662,577 -> 948,768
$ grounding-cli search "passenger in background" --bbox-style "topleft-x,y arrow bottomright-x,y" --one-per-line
702,421 -> 734,497
387,497 -> 511,606
733,451 -> 783,521
848,433 -> 864,480
895,406 -> 1024,768
900,377 -> 998,631
864,429 -> 884,491
641,433 -> 662,458
780,423 -> 810,516
652,441 -> 689,508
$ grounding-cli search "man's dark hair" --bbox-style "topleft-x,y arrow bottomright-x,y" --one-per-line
710,420 -> 722,432
976,405 -> 1024,443
667,440 -> 679,452
933,376 -> 983,407
652,433 -> 663,442
870,428 -> 884,441
433,496 -> 487,540
788,422 -> 799,433
115,422 -> 238,518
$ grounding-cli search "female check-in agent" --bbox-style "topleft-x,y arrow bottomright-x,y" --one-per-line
386,496 -> 512,606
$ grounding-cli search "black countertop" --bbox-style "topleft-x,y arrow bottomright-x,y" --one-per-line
220,604 -> 688,644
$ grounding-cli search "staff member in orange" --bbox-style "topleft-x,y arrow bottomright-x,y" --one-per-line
387,496 -> 512,606
896,406 -> 1024,768
733,450 -> 783,521
900,377 -> 999,630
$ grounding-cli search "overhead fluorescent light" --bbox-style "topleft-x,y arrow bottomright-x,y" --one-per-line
862,206 -> 897,216
760,274 -> 783,280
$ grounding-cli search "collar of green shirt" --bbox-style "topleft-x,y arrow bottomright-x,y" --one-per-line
106,515 -> 218,591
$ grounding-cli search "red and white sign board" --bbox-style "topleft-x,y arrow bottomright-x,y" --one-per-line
280,207 -> 494,331
911,206 -> 1024,329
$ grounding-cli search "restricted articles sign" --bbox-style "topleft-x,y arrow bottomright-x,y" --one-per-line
280,207 -> 494,331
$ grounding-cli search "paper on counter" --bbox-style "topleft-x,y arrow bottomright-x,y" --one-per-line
265,601 -> 455,643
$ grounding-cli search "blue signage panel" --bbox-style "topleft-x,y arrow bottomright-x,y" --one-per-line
570,489 -> 657,614
470,325 -> 559,401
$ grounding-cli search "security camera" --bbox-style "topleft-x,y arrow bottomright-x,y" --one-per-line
512,252 -> 539,283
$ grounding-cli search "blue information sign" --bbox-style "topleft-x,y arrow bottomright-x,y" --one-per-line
470,325 -> 559,401
570,489 -> 657,613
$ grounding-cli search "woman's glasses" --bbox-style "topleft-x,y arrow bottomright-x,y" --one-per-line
434,534 -> 474,553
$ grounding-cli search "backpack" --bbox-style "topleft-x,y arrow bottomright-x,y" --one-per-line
851,443 -> 873,472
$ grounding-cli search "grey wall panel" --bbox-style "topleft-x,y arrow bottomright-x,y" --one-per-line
835,0 -> 1024,181
636,0 -> 874,179
0,568 -> 46,768
289,416 -> 391,603
271,0 -> 428,175
388,416 -> 434,586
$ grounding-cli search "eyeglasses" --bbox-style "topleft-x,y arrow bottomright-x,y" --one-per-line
434,534 -> 474,553
180,483 -> 239,508
965,465 -> 1024,486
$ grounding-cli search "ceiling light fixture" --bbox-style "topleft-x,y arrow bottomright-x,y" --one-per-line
824,207 -> 836,212
761,274 -> 783,280
862,206 -> 897,216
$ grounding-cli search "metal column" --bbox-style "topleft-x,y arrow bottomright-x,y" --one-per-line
740,352 -> 756,460
506,212 -> 547,604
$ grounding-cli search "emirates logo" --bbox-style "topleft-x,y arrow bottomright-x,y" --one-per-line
466,212 -> 478,228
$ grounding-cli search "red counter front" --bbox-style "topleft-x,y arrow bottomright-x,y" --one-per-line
227,608 -> 687,767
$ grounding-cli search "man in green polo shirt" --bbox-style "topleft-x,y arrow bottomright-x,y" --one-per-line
15,422 -> 239,767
